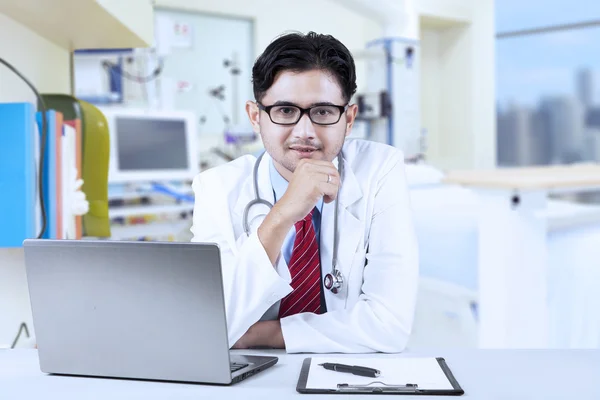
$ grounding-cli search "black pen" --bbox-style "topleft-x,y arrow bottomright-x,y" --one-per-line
319,363 -> 380,378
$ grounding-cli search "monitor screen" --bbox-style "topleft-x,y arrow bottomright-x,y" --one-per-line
115,117 -> 189,171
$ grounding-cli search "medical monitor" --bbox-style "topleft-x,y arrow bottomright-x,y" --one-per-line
100,107 -> 199,183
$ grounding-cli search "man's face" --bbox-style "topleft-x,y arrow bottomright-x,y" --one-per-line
246,69 -> 358,179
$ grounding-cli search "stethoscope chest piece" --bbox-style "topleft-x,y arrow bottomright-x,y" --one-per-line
324,269 -> 343,294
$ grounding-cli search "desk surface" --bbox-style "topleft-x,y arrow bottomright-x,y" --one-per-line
443,163 -> 600,191
2,349 -> 599,399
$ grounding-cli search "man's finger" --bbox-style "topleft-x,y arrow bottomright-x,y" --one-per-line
298,158 -> 335,167
317,171 -> 339,186
298,160 -> 338,173
303,164 -> 339,180
318,181 -> 339,203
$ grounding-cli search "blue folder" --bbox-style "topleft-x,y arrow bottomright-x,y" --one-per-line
36,110 -> 59,239
0,103 -> 37,247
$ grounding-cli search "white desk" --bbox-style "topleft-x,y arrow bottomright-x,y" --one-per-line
444,164 -> 600,348
2,349 -> 599,399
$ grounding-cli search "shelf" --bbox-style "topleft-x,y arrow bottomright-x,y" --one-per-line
418,0 -> 472,30
420,14 -> 470,30
109,204 -> 194,218
108,187 -> 194,201
443,164 -> 600,192
0,0 -> 154,50
110,220 -> 191,240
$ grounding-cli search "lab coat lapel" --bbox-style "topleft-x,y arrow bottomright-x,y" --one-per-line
232,152 -> 275,237
320,156 -> 363,309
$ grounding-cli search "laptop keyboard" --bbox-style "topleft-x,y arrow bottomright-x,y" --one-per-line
230,362 -> 249,373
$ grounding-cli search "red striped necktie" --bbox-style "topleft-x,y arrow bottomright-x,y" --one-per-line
278,209 -> 322,318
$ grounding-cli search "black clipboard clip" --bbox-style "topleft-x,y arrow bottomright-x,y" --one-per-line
337,381 -> 420,393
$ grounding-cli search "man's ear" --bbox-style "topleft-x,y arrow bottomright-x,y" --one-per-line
246,101 -> 261,134
344,103 -> 359,137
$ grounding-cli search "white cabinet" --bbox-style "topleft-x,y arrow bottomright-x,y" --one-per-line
0,0 -> 154,50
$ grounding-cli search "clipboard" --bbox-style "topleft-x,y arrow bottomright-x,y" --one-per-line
296,357 -> 464,395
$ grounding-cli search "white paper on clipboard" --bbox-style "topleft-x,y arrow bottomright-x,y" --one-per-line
305,357 -> 455,391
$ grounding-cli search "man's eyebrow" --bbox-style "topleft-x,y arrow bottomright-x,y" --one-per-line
309,101 -> 338,107
272,101 -> 298,107
271,101 -> 339,107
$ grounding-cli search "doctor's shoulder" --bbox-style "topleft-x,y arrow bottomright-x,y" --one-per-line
191,155 -> 256,199
343,138 -> 405,178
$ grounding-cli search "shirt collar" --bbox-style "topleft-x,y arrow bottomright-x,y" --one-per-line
269,158 -> 323,214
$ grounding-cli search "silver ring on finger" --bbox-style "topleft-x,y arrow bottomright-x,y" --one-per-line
327,174 -> 332,184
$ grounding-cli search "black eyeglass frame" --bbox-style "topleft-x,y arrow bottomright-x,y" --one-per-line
257,102 -> 349,126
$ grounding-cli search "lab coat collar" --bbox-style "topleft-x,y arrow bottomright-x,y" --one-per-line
336,154 -> 362,210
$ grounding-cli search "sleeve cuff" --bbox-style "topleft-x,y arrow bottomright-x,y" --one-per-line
279,314 -> 310,353
243,232 -> 292,301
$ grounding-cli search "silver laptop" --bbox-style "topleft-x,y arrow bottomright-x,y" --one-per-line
23,239 -> 278,384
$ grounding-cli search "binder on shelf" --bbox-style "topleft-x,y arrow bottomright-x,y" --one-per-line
54,111 -> 64,239
36,110 -> 61,239
0,102 -> 37,247
66,119 -> 84,239
41,94 -> 84,239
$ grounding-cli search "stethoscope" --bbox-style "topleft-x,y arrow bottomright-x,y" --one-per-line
243,151 -> 344,294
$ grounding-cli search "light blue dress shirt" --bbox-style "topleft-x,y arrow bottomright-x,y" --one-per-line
269,160 -> 323,265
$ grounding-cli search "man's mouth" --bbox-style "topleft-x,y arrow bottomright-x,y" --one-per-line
289,146 -> 319,154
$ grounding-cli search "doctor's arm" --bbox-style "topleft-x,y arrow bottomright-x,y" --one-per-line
190,173 -> 292,347
280,156 -> 419,353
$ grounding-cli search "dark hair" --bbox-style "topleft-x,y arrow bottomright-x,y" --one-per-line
252,31 -> 357,103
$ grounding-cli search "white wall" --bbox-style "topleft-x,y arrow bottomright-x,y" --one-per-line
419,0 -> 496,169
420,28 -> 442,161
0,13 -> 71,102
154,0 -> 382,94
0,12 -> 71,348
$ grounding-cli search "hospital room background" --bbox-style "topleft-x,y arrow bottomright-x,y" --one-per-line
2,0 -> 600,351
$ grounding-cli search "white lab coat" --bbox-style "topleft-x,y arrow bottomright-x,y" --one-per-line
191,139 -> 419,353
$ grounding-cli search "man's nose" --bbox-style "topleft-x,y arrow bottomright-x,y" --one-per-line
291,112 -> 316,139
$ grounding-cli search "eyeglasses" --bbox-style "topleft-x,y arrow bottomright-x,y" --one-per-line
257,102 -> 349,126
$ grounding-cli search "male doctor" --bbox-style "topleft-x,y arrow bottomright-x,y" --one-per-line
191,32 -> 419,353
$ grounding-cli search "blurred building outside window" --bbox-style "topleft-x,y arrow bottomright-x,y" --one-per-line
496,0 -> 600,203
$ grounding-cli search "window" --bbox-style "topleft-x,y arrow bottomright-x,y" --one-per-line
496,0 -> 600,32
496,2 -> 600,169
